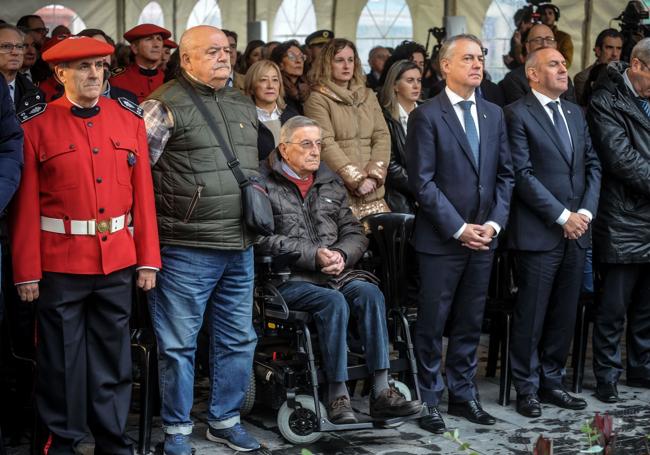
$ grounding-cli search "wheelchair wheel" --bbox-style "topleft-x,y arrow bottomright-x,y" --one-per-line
277,395 -> 325,445
392,380 -> 412,401
240,370 -> 256,416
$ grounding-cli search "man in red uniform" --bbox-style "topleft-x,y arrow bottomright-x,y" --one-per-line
9,36 -> 161,455
111,23 -> 171,103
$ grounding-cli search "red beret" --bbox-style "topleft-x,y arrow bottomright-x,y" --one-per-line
42,36 -> 115,65
124,24 -> 171,42
163,39 -> 178,49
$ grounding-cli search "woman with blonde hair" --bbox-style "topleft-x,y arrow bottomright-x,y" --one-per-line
378,59 -> 422,213
245,60 -> 299,160
304,38 -> 390,218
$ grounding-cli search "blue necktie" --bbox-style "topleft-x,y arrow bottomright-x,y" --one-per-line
639,98 -> 650,118
547,101 -> 572,160
458,100 -> 479,166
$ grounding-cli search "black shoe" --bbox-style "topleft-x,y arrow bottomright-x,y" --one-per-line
448,400 -> 496,425
516,393 -> 542,418
627,377 -> 650,389
539,389 -> 587,410
595,382 -> 619,403
328,395 -> 358,424
419,405 -> 446,434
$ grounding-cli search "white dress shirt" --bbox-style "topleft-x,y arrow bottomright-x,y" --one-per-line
256,104 -> 282,122
444,86 -> 500,239
531,89 -> 592,225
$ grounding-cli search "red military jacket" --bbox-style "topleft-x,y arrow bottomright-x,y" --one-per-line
110,63 -> 164,103
10,95 -> 161,284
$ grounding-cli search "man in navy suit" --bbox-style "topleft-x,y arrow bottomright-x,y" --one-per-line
406,34 -> 514,433
504,47 -> 601,418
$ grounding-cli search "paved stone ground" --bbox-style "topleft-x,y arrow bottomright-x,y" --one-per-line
6,334 -> 650,455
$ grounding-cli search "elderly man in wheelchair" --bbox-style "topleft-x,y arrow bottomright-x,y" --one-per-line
256,116 -> 422,424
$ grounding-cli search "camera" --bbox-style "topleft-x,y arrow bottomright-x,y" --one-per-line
615,0 -> 650,62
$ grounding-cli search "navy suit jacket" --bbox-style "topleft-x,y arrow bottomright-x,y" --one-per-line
0,73 -> 23,214
406,90 -> 514,255
504,92 -> 601,251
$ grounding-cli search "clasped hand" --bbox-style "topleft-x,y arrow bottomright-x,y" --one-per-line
459,224 -> 496,251
316,248 -> 345,276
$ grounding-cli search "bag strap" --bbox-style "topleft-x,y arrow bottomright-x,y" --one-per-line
177,75 -> 249,186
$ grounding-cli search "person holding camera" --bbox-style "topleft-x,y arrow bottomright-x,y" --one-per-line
539,3 -> 574,68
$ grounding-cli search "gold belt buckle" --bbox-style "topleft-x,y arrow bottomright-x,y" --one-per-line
96,219 -> 110,233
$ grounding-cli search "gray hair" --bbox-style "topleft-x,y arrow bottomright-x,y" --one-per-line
368,45 -> 387,60
631,37 -> 650,64
438,34 -> 483,65
279,116 -> 321,144
524,48 -> 543,74
0,23 -> 25,39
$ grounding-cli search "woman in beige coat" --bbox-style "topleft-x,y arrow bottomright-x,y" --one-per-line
304,38 -> 391,219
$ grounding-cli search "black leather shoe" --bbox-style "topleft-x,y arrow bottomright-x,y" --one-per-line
448,400 -> 496,425
595,382 -> 619,403
328,396 -> 358,424
419,405 -> 446,434
516,393 -> 542,418
539,389 -> 587,410
627,377 -> 650,389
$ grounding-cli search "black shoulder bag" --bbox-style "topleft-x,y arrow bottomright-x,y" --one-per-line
178,77 -> 274,236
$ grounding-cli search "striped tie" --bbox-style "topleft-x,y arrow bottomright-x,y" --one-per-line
640,98 -> 650,118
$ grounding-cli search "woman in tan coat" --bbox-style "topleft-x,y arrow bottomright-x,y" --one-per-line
304,38 -> 391,219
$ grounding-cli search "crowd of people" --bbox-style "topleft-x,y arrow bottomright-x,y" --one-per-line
0,5 -> 647,455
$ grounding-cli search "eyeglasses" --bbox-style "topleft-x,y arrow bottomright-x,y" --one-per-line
29,27 -> 49,35
527,37 -> 557,46
636,57 -> 650,72
284,139 -> 322,150
286,52 -> 306,62
0,43 -> 26,53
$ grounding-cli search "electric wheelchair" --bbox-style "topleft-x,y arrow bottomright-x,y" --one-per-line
251,212 -> 428,445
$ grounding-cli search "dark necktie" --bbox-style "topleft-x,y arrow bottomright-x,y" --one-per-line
547,101 -> 572,160
458,100 -> 479,165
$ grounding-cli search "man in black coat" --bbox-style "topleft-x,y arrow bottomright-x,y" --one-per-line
0,71 -> 23,455
499,24 -> 576,105
587,38 -> 650,402
505,48 -> 601,418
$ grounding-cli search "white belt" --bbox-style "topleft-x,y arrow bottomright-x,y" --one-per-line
40,215 -> 126,235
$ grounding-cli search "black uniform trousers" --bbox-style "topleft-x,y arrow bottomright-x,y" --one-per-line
415,250 -> 494,407
593,263 -> 650,384
510,240 -> 585,395
36,268 -> 134,455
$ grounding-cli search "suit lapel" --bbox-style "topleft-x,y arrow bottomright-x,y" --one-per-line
526,93 -> 571,166
476,97 -> 489,173
440,93 -> 479,174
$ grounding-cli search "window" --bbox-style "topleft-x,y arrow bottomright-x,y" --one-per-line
271,0 -> 317,42
34,4 -> 86,35
138,1 -> 165,26
481,0 -> 528,82
187,0 -> 222,29
356,0 -> 413,73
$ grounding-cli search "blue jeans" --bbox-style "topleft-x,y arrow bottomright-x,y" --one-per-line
278,279 -> 390,383
148,245 -> 256,435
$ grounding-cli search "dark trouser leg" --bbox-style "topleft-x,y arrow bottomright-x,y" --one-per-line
626,264 -> 650,380
510,242 -> 585,394
593,264 -> 638,384
415,253 -> 470,406
86,268 -> 135,455
36,273 -> 93,453
445,250 -> 494,402
341,280 -> 390,374
279,281 -> 350,383
539,242 -> 585,390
